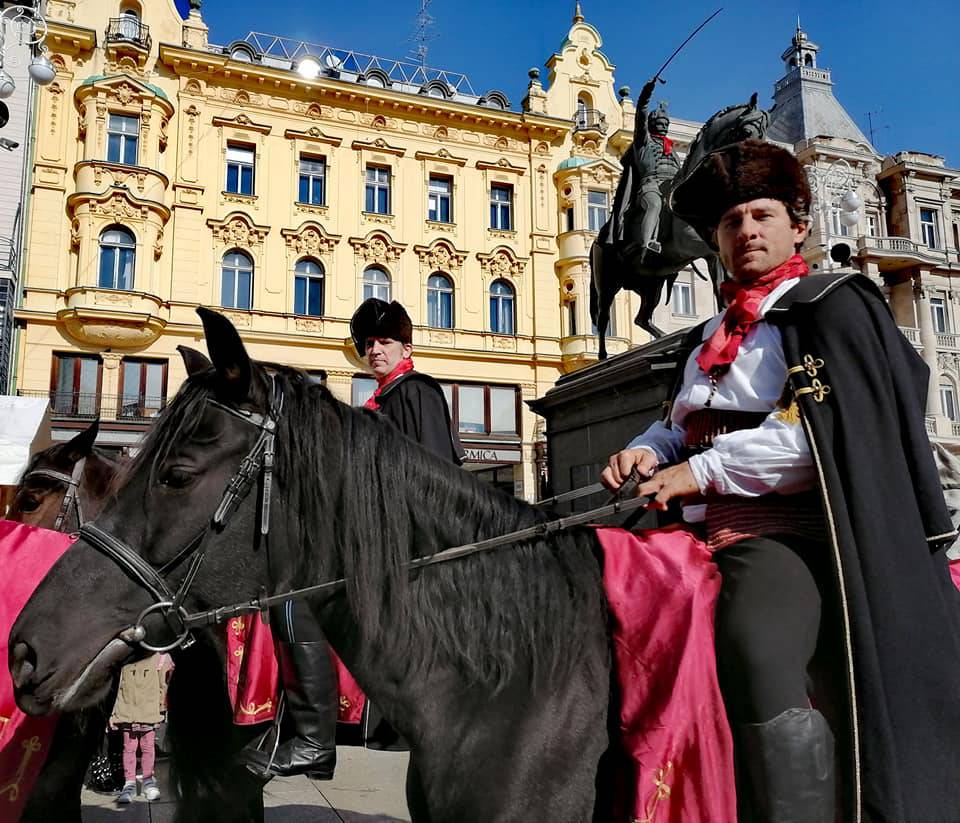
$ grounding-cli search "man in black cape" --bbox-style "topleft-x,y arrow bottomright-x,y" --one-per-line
602,138 -> 960,822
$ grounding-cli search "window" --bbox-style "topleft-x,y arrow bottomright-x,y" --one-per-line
931,294 -> 949,334
352,375 -> 377,406
575,97 -> 588,129
365,165 -> 390,214
567,299 -> 577,336
106,114 -> 139,165
221,250 -> 253,309
298,155 -> 326,206
587,190 -> 609,232
489,279 -> 515,335
52,354 -> 101,417
565,207 -> 574,232
671,276 -> 695,316
362,266 -> 391,301
591,308 -> 616,338
226,144 -> 255,195
428,175 -> 452,223
98,227 -> 135,290
941,384 -> 958,422
920,208 -> 940,249
427,273 -> 454,329
490,184 -> 513,230
117,8 -> 141,40
867,214 -> 879,238
119,359 -> 166,419
829,207 -> 850,237
293,258 -> 324,317
440,383 -> 520,437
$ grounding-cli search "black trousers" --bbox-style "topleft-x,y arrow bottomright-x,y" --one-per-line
713,535 -> 830,725
272,599 -> 325,644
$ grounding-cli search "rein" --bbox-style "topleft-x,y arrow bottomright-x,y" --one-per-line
76,377 -> 648,651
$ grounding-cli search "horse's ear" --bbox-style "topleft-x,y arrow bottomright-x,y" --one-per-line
177,345 -> 212,377
62,419 -> 99,465
197,307 -> 251,401
749,92 -> 758,109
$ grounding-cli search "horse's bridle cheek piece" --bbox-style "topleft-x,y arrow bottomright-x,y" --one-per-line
78,379 -> 284,653
22,457 -> 87,532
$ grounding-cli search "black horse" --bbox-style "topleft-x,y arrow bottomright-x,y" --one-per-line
7,387 -> 269,822
7,422 -> 119,823
11,308 -> 612,821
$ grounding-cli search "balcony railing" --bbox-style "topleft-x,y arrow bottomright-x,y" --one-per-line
858,235 -> 947,263
18,390 -> 165,422
937,332 -> 960,350
105,17 -> 152,50
899,326 -> 920,345
925,416 -> 937,435
573,109 -> 608,135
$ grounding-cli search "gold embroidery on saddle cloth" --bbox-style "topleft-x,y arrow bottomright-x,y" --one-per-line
634,760 -> 673,823
238,699 -> 274,717
0,735 -> 43,802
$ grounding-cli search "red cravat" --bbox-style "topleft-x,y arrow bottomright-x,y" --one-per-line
696,254 -> 808,377
363,358 -> 414,411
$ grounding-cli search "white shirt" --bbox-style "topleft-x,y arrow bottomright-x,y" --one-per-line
626,278 -> 815,518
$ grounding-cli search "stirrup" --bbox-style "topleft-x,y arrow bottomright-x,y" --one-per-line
644,240 -> 662,254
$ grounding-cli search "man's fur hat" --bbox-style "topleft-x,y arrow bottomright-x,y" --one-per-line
350,298 -> 413,356
670,139 -> 811,245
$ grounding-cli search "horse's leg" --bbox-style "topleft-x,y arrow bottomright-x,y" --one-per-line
590,242 -> 617,360
167,642 -> 266,823
21,708 -> 106,823
635,277 -> 667,338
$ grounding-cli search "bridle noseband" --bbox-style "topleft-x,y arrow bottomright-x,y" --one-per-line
23,457 -> 87,532
78,380 -> 283,653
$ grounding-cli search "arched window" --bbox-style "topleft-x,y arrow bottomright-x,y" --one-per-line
803,53 -> 814,67
221,250 -> 253,310
293,258 -> 324,317
98,226 -> 135,290
427,273 -> 454,329
489,279 -> 515,335
362,266 -> 391,301
117,7 -> 140,40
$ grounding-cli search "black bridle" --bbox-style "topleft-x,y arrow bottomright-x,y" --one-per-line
78,380 -> 283,653
75,375 -> 650,653
23,457 -> 87,532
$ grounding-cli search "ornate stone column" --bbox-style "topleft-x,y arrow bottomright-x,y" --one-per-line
914,280 -> 944,428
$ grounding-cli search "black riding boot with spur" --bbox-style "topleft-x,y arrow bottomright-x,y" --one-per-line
736,707 -> 836,823
243,641 -> 338,781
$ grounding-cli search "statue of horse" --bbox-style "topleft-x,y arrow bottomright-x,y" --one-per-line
590,94 -> 769,358
6,397 -> 270,822
11,309 -> 612,822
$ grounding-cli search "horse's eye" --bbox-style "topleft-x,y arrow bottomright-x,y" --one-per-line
17,496 -> 40,512
158,467 -> 195,489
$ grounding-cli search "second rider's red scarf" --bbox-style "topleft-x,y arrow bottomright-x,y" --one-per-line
363,357 -> 414,411
696,254 -> 808,377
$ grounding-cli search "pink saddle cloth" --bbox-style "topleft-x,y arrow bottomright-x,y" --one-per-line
595,525 -> 737,822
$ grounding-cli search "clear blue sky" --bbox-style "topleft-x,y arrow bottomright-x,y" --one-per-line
189,0 -> 960,165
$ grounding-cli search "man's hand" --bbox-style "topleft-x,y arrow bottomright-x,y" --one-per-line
637,462 -> 700,509
601,448 -> 659,493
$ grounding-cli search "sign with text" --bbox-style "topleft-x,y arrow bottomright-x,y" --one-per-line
463,447 -> 521,463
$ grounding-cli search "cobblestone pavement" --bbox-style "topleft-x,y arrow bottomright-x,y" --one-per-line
79,748 -> 411,822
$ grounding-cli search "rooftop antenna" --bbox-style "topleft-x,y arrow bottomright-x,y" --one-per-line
408,0 -> 436,68
865,108 -> 889,150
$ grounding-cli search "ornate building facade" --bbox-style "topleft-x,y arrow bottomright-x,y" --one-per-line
11,2 -> 960,499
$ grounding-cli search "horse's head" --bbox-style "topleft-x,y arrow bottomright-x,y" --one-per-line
8,420 -> 108,531
10,313 -> 299,715
681,93 -> 769,176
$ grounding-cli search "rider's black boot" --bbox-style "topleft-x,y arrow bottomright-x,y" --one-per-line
736,708 -> 836,823
243,641 -> 337,781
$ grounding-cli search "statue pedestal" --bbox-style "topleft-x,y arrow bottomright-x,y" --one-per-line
529,328 -> 691,522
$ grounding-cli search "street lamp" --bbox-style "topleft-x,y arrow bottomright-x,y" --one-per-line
0,3 -> 53,100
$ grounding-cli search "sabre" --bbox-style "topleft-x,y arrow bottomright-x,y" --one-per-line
652,7 -> 724,83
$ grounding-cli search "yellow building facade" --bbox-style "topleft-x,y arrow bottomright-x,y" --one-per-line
14,1 -> 719,498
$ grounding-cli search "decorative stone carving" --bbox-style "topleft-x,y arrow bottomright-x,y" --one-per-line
478,247 -> 526,279
414,241 -> 467,272
116,83 -> 136,106
154,226 -> 164,260
184,79 -> 203,96
207,214 -> 269,247
222,311 -> 252,328
348,232 -> 406,265
281,223 -> 340,257
70,219 -> 81,249
294,318 -> 324,333
429,330 -> 454,346
492,335 -> 517,351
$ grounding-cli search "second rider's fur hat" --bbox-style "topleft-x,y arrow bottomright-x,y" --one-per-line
350,298 -> 413,356
670,138 -> 811,245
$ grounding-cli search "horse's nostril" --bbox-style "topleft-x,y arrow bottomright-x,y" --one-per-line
11,641 -> 38,689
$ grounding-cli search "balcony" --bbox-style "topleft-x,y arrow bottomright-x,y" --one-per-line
856,235 -> 948,272
18,390 -> 166,423
573,109 -> 608,136
105,17 -> 151,51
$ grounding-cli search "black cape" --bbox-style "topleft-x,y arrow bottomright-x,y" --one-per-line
374,371 -> 464,466
762,273 -> 960,822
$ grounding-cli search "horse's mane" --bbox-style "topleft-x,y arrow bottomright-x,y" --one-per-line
127,364 -> 606,689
